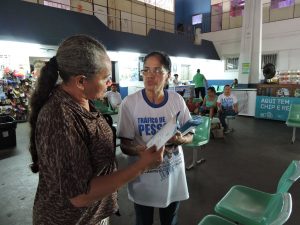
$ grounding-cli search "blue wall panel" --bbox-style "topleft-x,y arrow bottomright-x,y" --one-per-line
119,87 -> 128,99
207,80 -> 233,87
175,0 -> 211,33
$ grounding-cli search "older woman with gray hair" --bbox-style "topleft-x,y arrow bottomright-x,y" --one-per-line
29,35 -> 164,225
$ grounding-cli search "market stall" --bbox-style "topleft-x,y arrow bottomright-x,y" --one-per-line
0,69 -> 34,121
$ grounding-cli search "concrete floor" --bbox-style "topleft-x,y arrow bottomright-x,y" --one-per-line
0,116 -> 300,225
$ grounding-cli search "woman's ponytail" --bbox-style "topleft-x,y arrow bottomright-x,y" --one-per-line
29,57 -> 59,173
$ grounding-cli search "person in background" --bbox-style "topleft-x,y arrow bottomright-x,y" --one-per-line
192,69 -> 208,99
200,86 -> 218,118
33,60 -> 45,79
173,74 -> 180,86
29,35 -> 164,225
231,78 -> 238,89
117,51 -> 193,225
186,95 -> 201,114
105,82 -> 122,110
217,85 -> 238,133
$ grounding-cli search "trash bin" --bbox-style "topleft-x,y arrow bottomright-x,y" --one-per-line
0,115 -> 17,149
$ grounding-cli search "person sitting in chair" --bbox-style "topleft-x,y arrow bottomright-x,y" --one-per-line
231,78 -> 238,89
217,85 -> 238,133
200,86 -> 218,118
104,83 -> 122,110
186,95 -> 201,114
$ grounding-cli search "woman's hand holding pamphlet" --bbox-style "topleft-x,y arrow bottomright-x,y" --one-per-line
146,112 -> 179,150
146,113 -> 202,150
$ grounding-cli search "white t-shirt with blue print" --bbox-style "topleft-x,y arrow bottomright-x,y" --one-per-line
217,93 -> 238,111
117,89 -> 191,207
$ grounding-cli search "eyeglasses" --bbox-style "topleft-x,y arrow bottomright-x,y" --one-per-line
141,68 -> 167,76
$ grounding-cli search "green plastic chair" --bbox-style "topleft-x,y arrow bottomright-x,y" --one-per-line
286,104 -> 300,143
198,215 -> 236,225
215,160 -> 299,225
215,188 -> 292,225
277,160 -> 300,193
184,116 -> 211,170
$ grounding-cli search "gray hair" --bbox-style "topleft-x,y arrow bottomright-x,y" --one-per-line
56,35 -> 109,81
29,34 -> 109,173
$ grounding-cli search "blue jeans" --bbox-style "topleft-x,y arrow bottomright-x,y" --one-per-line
218,109 -> 237,130
134,202 -> 180,225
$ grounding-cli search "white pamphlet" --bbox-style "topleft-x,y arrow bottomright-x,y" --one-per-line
146,112 -> 179,150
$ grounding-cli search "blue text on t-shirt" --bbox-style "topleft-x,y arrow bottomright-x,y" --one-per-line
138,117 -> 167,136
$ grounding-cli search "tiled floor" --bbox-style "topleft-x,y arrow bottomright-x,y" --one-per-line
1,116 -> 299,225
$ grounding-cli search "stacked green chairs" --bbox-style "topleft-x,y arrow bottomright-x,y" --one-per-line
184,116 -> 211,170
214,160 -> 300,225
286,104 -> 300,143
198,215 -> 236,225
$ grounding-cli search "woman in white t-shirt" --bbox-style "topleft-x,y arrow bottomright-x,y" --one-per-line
217,85 -> 238,133
117,51 -> 193,225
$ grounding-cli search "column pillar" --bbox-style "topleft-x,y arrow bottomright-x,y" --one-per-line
238,0 -> 262,86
